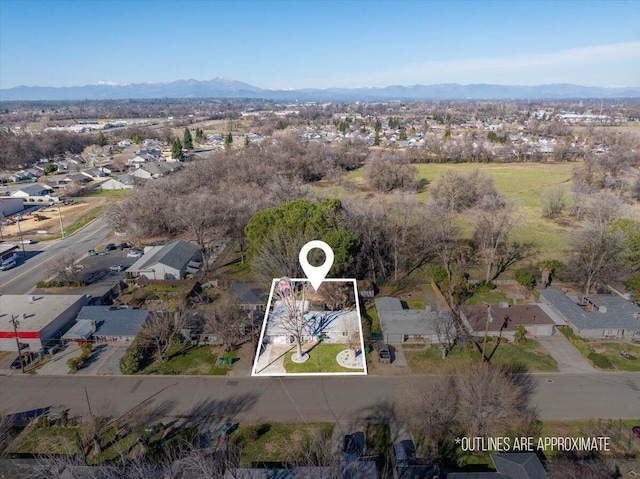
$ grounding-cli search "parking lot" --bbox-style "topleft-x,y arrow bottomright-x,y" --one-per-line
74,246 -> 139,284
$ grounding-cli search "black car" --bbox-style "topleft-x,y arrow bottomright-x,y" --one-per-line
105,243 -> 117,251
343,432 -> 365,463
10,352 -> 35,369
116,242 -> 130,250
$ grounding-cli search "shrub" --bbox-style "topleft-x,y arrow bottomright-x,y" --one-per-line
475,282 -> 497,293
120,339 -> 148,374
515,269 -> 536,290
588,351 -> 613,369
67,357 -> 84,371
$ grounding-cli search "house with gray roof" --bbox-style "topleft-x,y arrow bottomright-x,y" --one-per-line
375,296 -> 452,344
100,174 -> 137,190
62,306 -> 150,343
10,184 -> 53,199
229,282 -> 267,310
127,240 -> 201,280
446,453 -> 546,479
539,288 -> 640,339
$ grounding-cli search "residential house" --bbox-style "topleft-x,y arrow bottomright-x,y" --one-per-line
100,174 -> 137,190
80,168 -> 107,180
462,304 -> 557,338
229,282 -> 267,311
8,170 -> 38,183
129,162 -> 177,180
539,288 -> 640,339
375,297 -> 452,344
10,184 -> 55,201
127,240 -> 202,280
446,453 -> 546,479
62,306 -> 150,343
264,300 -> 361,345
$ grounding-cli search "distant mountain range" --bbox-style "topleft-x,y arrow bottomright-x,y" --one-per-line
1,78 -> 639,101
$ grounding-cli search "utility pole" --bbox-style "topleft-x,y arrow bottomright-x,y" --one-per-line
57,204 -> 65,238
10,315 -> 25,373
15,216 -> 26,257
481,303 -> 494,364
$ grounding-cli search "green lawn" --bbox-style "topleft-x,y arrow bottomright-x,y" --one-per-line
559,327 -> 640,371
231,423 -> 334,466
346,162 -> 576,259
140,345 -> 237,375
84,189 -> 132,198
465,291 -> 512,306
405,338 -> 559,374
283,343 -> 364,373
5,426 -> 81,455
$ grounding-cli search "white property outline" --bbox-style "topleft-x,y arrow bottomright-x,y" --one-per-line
251,278 -> 368,377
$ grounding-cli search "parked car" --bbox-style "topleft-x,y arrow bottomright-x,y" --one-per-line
343,432 -> 366,463
64,264 -> 84,273
1,260 -> 17,271
127,249 -> 143,258
88,249 -> 97,256
394,440 -> 415,468
10,352 -> 35,369
109,264 -> 126,272
19,239 -> 34,245
105,243 -> 117,251
116,242 -> 131,250
378,344 -> 391,363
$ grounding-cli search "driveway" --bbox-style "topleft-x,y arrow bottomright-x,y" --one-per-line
538,334 -> 596,373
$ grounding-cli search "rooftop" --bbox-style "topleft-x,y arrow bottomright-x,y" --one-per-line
128,240 -> 200,272
0,295 -> 87,332
77,306 -> 150,337
463,304 -> 555,333
375,297 -> 449,335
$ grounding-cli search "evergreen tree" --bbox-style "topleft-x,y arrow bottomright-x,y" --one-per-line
171,138 -> 183,159
399,128 -> 407,141
132,134 -> 143,144
374,118 -> 382,132
244,135 -> 250,147
97,131 -> 108,147
224,132 -> 233,149
374,131 -> 380,146
183,128 -> 193,149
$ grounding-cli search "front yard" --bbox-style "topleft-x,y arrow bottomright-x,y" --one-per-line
283,343 -> 364,373
405,338 -> 559,374
139,344 -> 237,375
559,327 -> 640,371
230,423 -> 334,466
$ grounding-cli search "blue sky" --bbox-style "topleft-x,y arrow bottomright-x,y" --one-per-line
1,0 -> 639,89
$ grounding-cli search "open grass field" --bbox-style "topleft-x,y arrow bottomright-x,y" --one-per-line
405,338 -> 559,373
344,162 -> 577,261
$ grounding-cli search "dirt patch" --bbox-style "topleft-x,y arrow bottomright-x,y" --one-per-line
2,198 -> 106,240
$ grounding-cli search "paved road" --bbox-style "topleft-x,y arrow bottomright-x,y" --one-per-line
0,215 -> 112,295
1,373 -> 638,422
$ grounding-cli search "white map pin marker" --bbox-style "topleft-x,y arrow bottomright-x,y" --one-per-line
299,240 -> 334,291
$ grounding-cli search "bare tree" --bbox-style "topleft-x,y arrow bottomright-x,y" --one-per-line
541,185 -> 568,218
316,282 -> 354,311
275,278 -> 311,362
397,376 -> 458,456
473,198 -> 521,284
455,364 -> 535,438
203,294 -> 248,352
141,308 -> 187,362
567,222 -> 627,295
547,458 -> 615,479
339,315 -> 361,358
433,311 -> 456,359
47,251 -> 82,284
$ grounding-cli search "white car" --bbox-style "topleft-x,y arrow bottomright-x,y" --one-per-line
127,249 -> 143,258
1,260 -> 17,271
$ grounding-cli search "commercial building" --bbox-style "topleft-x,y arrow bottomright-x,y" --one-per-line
0,295 -> 88,351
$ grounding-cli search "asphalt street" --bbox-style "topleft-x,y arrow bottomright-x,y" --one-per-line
0,215 -> 112,294
1,373 -> 638,423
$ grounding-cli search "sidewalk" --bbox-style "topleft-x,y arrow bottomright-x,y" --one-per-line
538,334 -> 596,373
